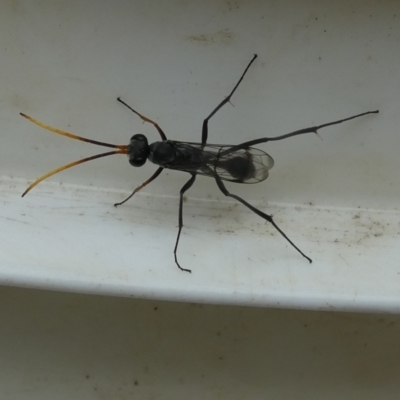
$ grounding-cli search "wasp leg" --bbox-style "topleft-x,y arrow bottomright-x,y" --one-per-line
213,173 -> 312,263
117,97 -> 167,141
236,110 -> 379,149
201,54 -> 258,144
114,167 -> 163,207
174,174 -> 197,273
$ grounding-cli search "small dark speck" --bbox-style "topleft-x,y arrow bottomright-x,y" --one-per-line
304,324 -> 308,328
154,306 -> 158,311
134,380 -> 139,386
216,331 -> 221,336
324,29 -> 327,33
86,375 -> 90,379
219,356 -> 224,360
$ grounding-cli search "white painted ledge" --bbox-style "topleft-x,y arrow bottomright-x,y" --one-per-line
1,1 -> 400,314
2,177 -> 399,313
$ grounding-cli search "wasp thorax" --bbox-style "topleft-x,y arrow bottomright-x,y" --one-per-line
148,142 -> 177,166
127,134 -> 149,167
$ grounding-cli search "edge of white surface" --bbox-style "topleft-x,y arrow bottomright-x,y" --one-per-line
1,176 -> 400,314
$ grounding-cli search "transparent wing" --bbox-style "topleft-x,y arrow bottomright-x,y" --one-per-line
214,146 -> 274,183
170,142 -> 275,184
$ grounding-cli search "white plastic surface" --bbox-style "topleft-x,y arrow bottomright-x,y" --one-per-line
2,286 -> 400,400
1,1 -> 400,312
2,177 -> 400,313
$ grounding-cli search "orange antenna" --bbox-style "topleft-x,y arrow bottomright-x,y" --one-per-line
20,113 -> 128,197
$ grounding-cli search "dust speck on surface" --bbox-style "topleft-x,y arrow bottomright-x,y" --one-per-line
186,28 -> 233,46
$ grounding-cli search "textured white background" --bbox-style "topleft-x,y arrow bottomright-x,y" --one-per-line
1,286 -> 400,400
1,2 -> 400,398
1,1 -> 399,312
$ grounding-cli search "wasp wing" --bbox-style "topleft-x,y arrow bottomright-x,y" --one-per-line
169,142 -> 274,184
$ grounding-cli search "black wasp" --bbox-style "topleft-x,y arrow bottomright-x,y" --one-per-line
21,54 -> 378,272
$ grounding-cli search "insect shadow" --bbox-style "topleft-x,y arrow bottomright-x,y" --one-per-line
21,54 -> 378,272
